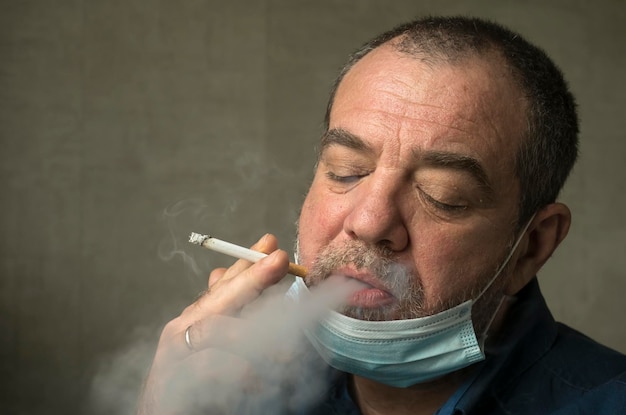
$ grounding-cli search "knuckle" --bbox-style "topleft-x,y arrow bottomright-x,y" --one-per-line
209,267 -> 226,279
161,319 -> 183,341
193,315 -> 220,347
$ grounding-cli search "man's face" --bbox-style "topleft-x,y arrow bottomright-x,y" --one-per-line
297,44 -> 527,323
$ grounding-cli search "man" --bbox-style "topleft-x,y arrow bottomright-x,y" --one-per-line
139,16 -> 626,414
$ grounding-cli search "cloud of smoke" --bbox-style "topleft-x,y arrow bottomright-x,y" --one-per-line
87,327 -> 159,414
87,277 -> 362,414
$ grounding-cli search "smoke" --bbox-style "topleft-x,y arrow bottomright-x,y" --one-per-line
175,278 -> 361,414
87,327 -> 159,414
87,277 -> 362,414
157,198 -> 213,278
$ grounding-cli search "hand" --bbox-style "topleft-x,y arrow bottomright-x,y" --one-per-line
137,234 -> 290,415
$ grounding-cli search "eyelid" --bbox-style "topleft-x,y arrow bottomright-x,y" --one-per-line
417,187 -> 469,212
320,153 -> 373,180
326,171 -> 358,182
325,171 -> 369,184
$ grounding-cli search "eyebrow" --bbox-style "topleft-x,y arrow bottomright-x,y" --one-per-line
419,150 -> 494,196
320,128 -> 374,155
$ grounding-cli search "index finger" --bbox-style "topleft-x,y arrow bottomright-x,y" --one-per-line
210,234 -> 279,288
188,249 -> 290,322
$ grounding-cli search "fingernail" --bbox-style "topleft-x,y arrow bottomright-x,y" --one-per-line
253,234 -> 269,250
260,233 -> 270,244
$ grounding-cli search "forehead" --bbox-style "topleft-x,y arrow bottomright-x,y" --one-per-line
329,44 -> 527,168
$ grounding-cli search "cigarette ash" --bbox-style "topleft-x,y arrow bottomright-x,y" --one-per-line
188,232 -> 209,245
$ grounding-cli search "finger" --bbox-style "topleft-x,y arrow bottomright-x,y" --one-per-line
186,313 -> 299,370
147,322 -> 253,414
254,233 -> 278,255
208,234 -> 278,289
188,249 -> 289,321
208,267 -> 227,289
219,234 -> 279,281
164,314 -> 245,362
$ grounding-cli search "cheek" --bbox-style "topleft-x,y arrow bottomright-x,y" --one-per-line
298,190 -> 349,267
411,231 -> 459,288
410,223 -> 508,300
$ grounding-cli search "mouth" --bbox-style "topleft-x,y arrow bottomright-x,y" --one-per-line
330,267 -> 396,309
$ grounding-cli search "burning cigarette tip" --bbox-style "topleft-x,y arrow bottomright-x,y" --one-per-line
189,232 -> 209,245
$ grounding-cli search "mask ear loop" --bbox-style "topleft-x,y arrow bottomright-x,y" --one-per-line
477,294 -> 517,348
475,213 -> 537,302
474,213 -> 536,345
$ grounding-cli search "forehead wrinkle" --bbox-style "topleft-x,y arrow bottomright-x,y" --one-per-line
364,83 -> 482,141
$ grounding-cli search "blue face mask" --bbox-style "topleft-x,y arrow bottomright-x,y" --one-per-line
286,218 -> 533,388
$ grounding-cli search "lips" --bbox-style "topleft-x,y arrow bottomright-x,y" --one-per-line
331,267 -> 396,308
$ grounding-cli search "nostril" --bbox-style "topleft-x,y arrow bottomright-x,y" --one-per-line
379,239 -> 393,249
378,236 -> 409,253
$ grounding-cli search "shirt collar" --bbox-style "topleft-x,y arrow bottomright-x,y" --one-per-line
452,277 -> 558,413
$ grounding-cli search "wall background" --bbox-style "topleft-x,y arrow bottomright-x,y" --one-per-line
1,1 -> 624,413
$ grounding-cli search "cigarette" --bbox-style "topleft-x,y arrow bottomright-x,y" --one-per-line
188,232 -> 308,278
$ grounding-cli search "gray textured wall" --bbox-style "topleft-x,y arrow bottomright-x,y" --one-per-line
1,1 -> 624,413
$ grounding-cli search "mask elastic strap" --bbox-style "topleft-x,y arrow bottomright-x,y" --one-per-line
474,213 -> 536,302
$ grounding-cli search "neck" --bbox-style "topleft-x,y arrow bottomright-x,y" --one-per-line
350,368 -> 473,415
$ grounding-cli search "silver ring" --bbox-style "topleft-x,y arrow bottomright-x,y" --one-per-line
184,325 -> 195,351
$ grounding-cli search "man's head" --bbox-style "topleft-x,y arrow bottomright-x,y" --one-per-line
297,17 -> 576,331
323,16 -> 579,228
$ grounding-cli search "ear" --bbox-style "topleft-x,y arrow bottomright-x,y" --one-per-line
504,203 -> 571,295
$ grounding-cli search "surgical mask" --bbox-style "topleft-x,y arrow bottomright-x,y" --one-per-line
286,217 -> 534,388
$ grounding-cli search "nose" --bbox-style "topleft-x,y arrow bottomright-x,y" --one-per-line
342,177 -> 409,252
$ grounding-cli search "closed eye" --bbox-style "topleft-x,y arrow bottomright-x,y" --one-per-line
325,171 -> 368,184
418,188 -> 468,212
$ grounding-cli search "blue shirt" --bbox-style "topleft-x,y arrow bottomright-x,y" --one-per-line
302,278 -> 626,414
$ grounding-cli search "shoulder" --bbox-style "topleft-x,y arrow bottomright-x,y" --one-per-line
545,323 -> 626,388
496,322 -> 626,413
549,371 -> 626,415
